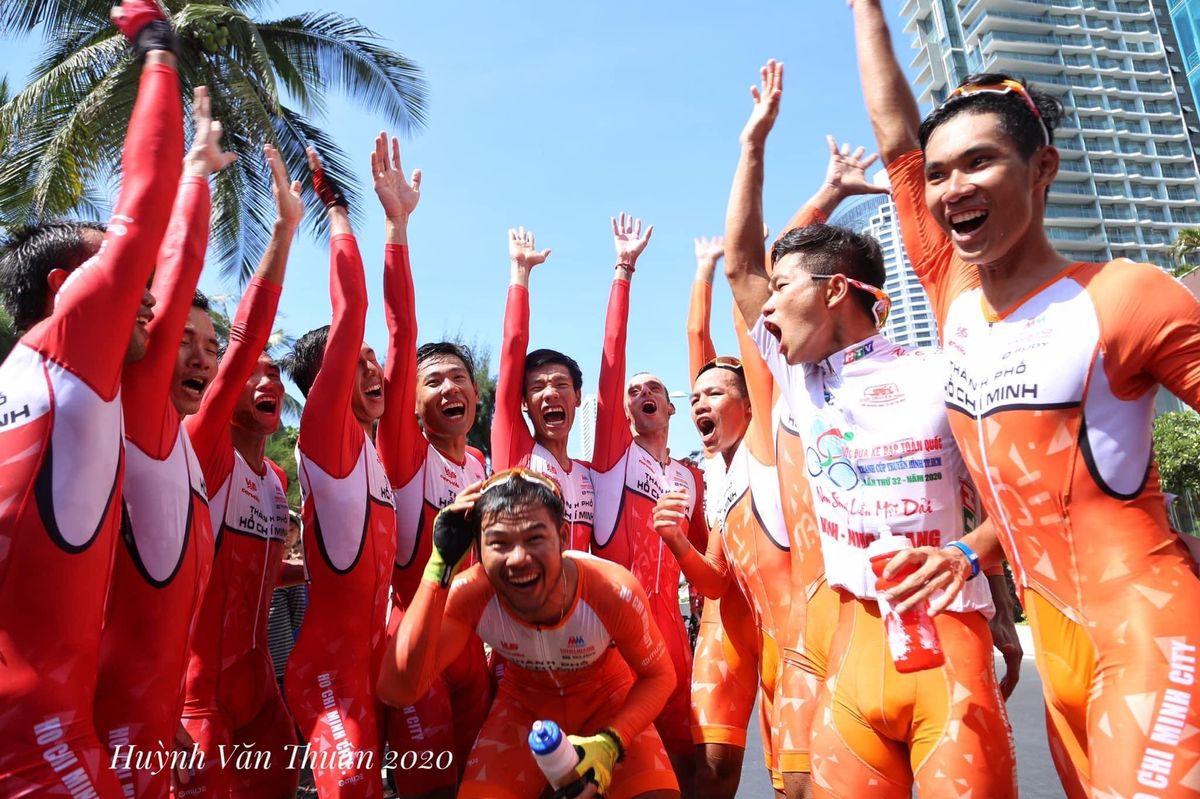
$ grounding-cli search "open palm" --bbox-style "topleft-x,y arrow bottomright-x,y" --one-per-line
372,132 -> 420,219
824,135 -> 890,196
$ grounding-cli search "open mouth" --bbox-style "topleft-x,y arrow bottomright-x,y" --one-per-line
442,401 -> 466,420
180,376 -> 208,398
254,396 -> 278,415
507,571 -> 541,592
640,400 -> 658,415
949,209 -> 988,238
763,320 -> 782,342
364,383 -> 383,401
696,416 -> 716,437
542,406 -> 566,425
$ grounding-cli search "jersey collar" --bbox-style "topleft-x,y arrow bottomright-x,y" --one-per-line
808,333 -> 892,383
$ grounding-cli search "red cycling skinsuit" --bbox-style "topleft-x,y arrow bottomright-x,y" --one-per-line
0,62 -> 181,799
180,275 -> 295,797
889,147 -> 1200,799
399,553 -> 679,799
750,320 -> 1016,799
97,173 -> 215,799
492,284 -> 595,552
286,234 -> 397,798
591,273 -> 708,758
378,242 -> 492,787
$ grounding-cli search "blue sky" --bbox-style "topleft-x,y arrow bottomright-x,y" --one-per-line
2,0 -> 915,457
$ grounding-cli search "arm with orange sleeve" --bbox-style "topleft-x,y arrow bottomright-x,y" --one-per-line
296,224 -> 366,474
652,478 -> 730,598
122,173 -> 210,455
185,146 -> 299,487
598,570 -> 678,749
23,60 -> 182,400
687,238 -> 721,382
372,133 -> 427,486
491,229 -> 551,470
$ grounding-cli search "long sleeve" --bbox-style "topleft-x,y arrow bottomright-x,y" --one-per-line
185,277 -> 282,490
123,175 -> 211,457
491,285 -> 535,470
376,244 -> 426,487
23,63 -> 183,400
379,573 -> 473,708
592,277 -> 632,471
606,574 -> 676,747
297,234 -> 367,473
686,279 -> 716,383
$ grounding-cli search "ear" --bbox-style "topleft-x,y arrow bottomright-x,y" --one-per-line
521,397 -> 529,414
1033,146 -> 1059,194
46,268 -> 70,296
667,400 -> 676,417
824,273 -> 852,310
558,520 -> 570,550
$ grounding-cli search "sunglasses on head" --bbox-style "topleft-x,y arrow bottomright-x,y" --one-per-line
696,355 -> 744,379
478,467 -> 563,501
945,80 -> 1051,147
811,274 -> 892,329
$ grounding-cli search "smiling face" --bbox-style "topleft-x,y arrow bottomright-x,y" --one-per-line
171,306 -> 220,415
523,363 -> 580,446
624,373 -> 674,437
416,354 -> 477,441
479,503 -> 568,622
126,285 -> 156,363
352,344 -> 385,425
231,354 -> 284,437
761,254 -> 840,366
690,368 -> 750,456
923,111 -> 1057,266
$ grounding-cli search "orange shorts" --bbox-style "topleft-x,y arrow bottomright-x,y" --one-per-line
690,597 -> 759,749
460,678 -> 678,799
1025,587 -> 1200,799
809,592 -> 1016,799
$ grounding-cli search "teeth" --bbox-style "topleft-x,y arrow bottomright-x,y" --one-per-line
510,574 -> 537,586
950,209 -> 987,224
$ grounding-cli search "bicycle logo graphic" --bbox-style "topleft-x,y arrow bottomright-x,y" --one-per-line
806,426 -> 860,491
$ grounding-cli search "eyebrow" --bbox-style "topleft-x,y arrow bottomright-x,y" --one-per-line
925,144 -> 997,171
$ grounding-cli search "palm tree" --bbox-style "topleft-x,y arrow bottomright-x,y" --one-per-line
0,0 -> 427,283
1171,228 -> 1200,278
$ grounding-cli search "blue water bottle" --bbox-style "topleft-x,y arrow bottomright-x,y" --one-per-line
529,719 -> 582,794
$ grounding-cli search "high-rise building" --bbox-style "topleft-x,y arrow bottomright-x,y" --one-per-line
576,393 -> 597,462
1153,1 -> 1200,160
900,0 -> 1200,269
830,184 -> 940,349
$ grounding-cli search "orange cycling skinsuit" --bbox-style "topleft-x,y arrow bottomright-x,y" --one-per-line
400,552 -> 678,799
181,270 -> 294,792
286,234 -> 397,797
0,51 -> 181,799
749,315 -> 1017,798
889,147 -> 1200,799
380,237 -> 492,786
97,170 -> 215,799
591,270 -> 708,758
684,276 -> 761,759
492,282 -> 595,551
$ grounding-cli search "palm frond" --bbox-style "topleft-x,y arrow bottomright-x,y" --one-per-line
0,0 -> 110,40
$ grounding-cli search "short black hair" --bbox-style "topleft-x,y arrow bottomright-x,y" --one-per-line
524,348 -> 583,392
417,341 -> 476,381
771,224 -> 886,322
695,360 -> 748,398
192,289 -> 211,312
919,73 -> 1064,161
283,325 -> 330,398
472,473 -> 565,549
0,221 -> 106,331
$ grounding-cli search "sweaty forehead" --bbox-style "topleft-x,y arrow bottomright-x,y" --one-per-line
418,354 -> 468,378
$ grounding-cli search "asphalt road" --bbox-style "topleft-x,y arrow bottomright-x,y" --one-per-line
736,658 -> 1062,797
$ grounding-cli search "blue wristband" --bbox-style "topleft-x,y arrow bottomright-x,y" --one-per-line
945,541 -> 981,580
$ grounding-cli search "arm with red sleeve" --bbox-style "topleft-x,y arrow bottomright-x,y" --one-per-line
123,174 -> 210,457
297,232 -> 367,473
592,273 -> 633,472
491,283 -> 534,470
23,61 -> 182,400
185,147 -> 298,488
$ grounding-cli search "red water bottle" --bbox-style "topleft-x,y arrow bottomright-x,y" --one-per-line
867,529 -> 945,673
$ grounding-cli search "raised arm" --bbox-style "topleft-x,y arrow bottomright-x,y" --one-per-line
124,88 -> 233,456
297,149 -> 368,474
492,228 -> 552,470
851,0 -> 923,164
186,146 -> 301,471
368,133 -> 426,484
592,213 -> 653,470
687,237 -> 721,382
24,8 -> 182,399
